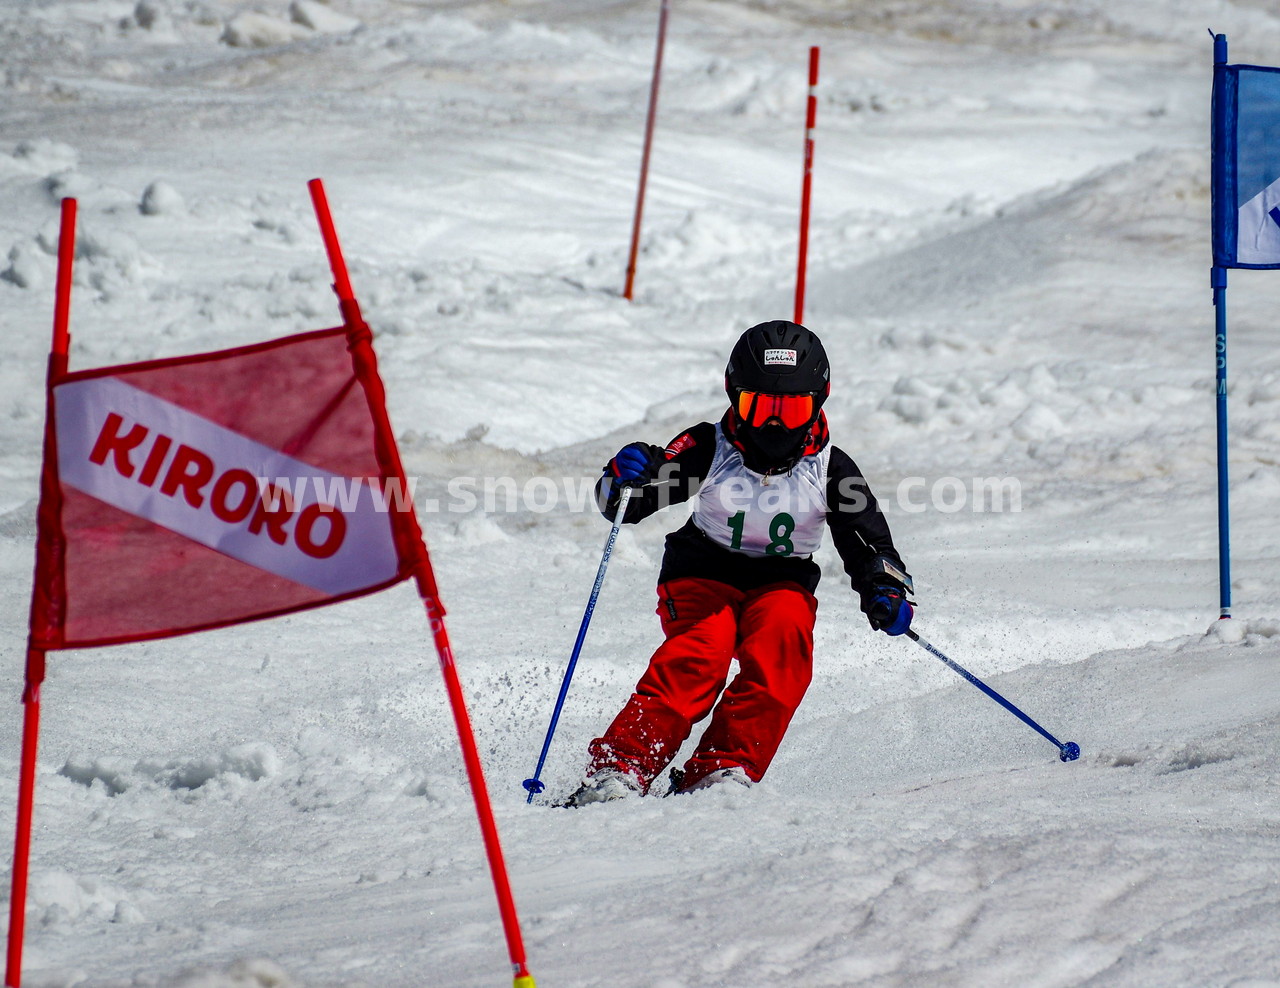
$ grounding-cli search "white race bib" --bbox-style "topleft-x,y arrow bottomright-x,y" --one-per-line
691,424 -> 830,558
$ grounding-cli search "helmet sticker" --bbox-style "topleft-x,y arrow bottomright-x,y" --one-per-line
763,348 -> 798,366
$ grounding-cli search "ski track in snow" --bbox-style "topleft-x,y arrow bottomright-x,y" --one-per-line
1,0 -> 1280,985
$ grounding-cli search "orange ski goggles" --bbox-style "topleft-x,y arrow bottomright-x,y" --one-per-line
734,389 -> 817,429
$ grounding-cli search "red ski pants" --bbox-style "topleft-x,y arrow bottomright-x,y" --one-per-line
587,577 -> 817,792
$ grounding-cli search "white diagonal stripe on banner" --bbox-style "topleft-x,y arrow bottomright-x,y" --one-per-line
55,376 -> 402,596
1237,175 -> 1280,265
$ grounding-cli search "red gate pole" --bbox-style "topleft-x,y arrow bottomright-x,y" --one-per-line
795,46 -> 820,325
5,650 -> 44,988
307,179 -> 536,988
418,590 -> 535,988
7,197 -> 77,988
623,0 -> 671,301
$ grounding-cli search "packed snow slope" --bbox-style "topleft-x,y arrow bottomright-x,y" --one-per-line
2,1 -> 1280,986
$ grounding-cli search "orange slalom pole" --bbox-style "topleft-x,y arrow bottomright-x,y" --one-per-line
623,0 -> 670,301
795,46 -> 819,325
7,197 -> 77,988
307,179 -> 535,988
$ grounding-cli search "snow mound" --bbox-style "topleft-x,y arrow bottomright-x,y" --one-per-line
222,12 -> 310,49
288,1 -> 360,36
1010,400 -> 1066,441
2,242 -> 48,290
172,959 -> 299,988
0,500 -> 37,537
222,3 -> 360,48
28,870 -> 144,926
131,1 -> 170,33
679,58 -> 803,117
1203,617 -> 1280,645
878,365 -> 1064,434
9,139 -> 78,175
60,743 -> 282,795
641,209 -> 784,278
446,511 -> 509,546
23,220 -> 163,295
140,179 -> 185,216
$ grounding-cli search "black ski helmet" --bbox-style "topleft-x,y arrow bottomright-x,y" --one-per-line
725,320 -> 830,465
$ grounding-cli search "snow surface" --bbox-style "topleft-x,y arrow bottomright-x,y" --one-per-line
2,0 -> 1280,985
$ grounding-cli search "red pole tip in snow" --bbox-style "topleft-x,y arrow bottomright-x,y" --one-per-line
51,197 -> 77,373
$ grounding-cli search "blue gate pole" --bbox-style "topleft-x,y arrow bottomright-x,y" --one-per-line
1213,265 -> 1231,619
1211,32 -> 1232,621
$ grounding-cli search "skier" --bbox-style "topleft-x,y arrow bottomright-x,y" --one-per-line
568,320 -> 913,805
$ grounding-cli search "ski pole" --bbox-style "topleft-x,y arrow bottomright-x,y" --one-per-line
905,629 -> 1080,762
523,485 -> 635,802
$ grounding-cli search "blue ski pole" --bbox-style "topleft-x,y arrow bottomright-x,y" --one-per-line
523,485 -> 635,802
905,629 -> 1080,762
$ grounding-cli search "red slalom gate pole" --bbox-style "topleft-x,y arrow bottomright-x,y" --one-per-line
623,0 -> 670,301
307,179 -> 361,329
5,652 -> 43,988
419,589 -> 535,988
7,197 -> 77,988
307,179 -> 535,988
795,46 -> 819,325
51,199 -> 76,368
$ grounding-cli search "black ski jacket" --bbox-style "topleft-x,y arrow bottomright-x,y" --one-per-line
595,416 -> 906,597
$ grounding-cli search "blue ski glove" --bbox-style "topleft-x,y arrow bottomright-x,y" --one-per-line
862,578 -> 913,636
604,442 -> 664,487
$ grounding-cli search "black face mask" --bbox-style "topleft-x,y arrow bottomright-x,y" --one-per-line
739,420 -> 808,470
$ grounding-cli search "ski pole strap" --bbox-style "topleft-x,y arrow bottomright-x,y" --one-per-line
523,485 -> 635,801
905,629 -> 1079,762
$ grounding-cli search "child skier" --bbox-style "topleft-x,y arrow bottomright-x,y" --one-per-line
568,320 -> 913,805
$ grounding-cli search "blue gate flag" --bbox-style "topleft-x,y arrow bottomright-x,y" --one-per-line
1213,52 -> 1280,268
